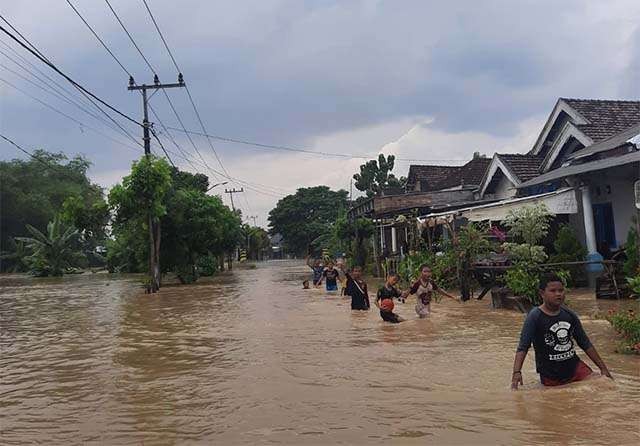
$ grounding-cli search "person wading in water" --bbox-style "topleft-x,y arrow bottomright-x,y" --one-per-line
376,272 -> 406,323
407,265 -> 458,318
317,261 -> 342,292
511,274 -> 613,389
305,255 -> 325,288
341,266 -> 370,310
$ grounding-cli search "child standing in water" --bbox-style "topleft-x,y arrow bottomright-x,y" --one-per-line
376,273 -> 406,323
305,255 -> 324,287
317,261 -> 342,292
408,265 -> 458,318
511,274 -> 612,389
342,266 -> 370,310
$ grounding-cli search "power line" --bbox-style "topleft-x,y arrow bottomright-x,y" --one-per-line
0,19 -> 143,129
159,89 -> 222,181
99,0 -> 228,187
0,16 -> 50,63
104,0 -> 157,75
65,0 -> 132,78
0,76 -> 143,154
140,0 -> 246,209
0,133 -> 100,184
0,17 -> 144,152
149,127 -> 176,167
0,55 -> 140,142
141,0 -> 180,72
164,126 -> 468,163
148,103 -> 198,171
0,39 -> 106,119
62,0 -> 189,172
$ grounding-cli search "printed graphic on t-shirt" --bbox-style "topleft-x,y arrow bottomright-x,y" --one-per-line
546,321 -> 576,361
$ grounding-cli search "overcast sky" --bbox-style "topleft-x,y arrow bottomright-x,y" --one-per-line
2,0 -> 639,227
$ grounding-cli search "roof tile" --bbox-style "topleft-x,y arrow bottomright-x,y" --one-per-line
497,154 -> 544,182
562,98 -> 640,142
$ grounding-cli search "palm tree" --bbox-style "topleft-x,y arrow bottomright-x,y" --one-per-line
16,216 -> 83,276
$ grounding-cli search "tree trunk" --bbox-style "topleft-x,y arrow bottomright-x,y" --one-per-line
147,214 -> 158,293
154,220 -> 161,288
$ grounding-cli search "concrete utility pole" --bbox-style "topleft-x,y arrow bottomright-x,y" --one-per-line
224,187 -> 244,211
128,74 -> 185,293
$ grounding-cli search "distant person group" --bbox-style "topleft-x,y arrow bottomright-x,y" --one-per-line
306,256 -> 459,322
304,257 -> 613,390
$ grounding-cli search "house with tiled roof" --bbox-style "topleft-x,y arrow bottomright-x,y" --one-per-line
418,98 -> 639,286
529,98 -> 640,172
519,98 -> 640,263
406,157 -> 492,193
348,157 -> 493,267
477,153 -> 544,199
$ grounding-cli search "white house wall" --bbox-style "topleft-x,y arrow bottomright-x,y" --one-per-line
589,176 -> 636,248
568,190 -> 588,249
567,175 -> 636,250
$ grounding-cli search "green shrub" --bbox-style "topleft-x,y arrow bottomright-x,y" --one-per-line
606,308 -> 640,355
175,264 -> 198,284
504,267 -> 541,305
504,267 -> 570,306
627,275 -> 640,297
197,253 -> 218,277
432,249 -> 459,290
623,223 -> 639,277
549,225 -> 586,285
396,248 -> 457,290
397,251 -> 434,283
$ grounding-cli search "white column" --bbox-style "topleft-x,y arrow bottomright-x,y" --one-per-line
581,186 -> 597,254
380,225 -> 385,250
391,227 -> 397,253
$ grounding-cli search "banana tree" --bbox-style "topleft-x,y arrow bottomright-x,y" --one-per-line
16,216 -> 83,276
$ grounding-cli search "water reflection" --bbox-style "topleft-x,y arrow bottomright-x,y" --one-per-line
1,263 -> 638,445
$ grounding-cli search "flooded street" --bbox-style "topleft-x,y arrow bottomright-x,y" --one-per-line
1,261 -> 639,445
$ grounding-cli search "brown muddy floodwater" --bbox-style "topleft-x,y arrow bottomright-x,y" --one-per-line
1,261 -> 639,445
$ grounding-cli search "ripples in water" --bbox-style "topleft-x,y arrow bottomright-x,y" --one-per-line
1,263 -> 639,445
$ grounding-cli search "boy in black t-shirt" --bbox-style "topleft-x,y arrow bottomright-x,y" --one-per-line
511,274 -> 613,389
318,262 -> 342,291
341,265 -> 370,310
376,273 -> 406,323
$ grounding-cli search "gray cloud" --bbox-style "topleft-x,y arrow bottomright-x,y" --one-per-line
2,0 -> 640,224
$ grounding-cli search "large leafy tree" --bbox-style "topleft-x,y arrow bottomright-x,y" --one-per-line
108,165 -> 242,283
335,216 -> 375,266
268,186 -> 348,256
61,195 -> 110,266
109,156 -> 173,291
0,150 -> 105,269
161,188 -> 241,283
353,154 -> 406,197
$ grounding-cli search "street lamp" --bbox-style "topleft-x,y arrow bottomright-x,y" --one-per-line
207,181 -> 228,192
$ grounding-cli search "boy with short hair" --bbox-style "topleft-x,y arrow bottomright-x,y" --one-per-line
342,265 -> 370,310
376,273 -> 406,323
317,261 -> 342,292
305,255 -> 324,287
511,274 -> 613,390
